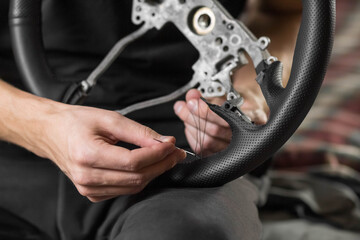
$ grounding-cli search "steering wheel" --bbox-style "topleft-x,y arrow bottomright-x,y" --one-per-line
9,0 -> 335,187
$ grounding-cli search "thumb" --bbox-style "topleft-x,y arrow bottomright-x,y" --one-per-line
105,113 -> 175,147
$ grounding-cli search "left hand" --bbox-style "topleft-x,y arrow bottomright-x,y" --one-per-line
174,89 -> 231,157
174,87 -> 269,157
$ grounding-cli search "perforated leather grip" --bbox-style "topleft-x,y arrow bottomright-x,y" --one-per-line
155,0 -> 335,187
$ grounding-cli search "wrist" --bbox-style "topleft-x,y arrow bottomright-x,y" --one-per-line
23,95 -> 69,159
0,80 -> 69,158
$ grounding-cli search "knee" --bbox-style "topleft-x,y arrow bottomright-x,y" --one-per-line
112,197 -> 261,240
117,202 -> 227,240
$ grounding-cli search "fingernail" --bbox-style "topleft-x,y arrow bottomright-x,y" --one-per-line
187,100 -> 197,112
174,101 -> 183,114
177,149 -> 187,162
159,136 -> 175,143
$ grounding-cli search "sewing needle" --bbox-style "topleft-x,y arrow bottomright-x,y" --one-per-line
153,138 -> 197,157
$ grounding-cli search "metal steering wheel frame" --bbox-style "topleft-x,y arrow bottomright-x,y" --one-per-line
9,0 -> 335,187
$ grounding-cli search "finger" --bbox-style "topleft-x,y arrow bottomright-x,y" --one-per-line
174,100 -> 217,129
72,168 -> 154,188
185,89 -> 202,101
185,125 -> 229,155
184,123 -> 230,144
87,196 -> 118,203
184,127 -> 213,157
138,148 -> 186,181
188,117 -> 231,141
74,149 -> 185,187
99,112 -> 176,147
175,103 -> 231,140
78,150 -> 185,198
175,99 -> 229,128
186,90 -> 229,127
77,185 -> 145,198
90,141 -> 178,171
185,89 -> 227,106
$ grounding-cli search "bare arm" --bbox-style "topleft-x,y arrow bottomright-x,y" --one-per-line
0,79 -> 185,202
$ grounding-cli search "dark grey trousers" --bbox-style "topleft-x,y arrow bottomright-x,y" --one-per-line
0,143 -> 261,240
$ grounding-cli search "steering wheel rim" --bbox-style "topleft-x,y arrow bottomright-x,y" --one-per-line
9,0 -> 335,187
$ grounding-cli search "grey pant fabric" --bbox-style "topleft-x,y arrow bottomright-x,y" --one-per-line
0,143 -> 262,240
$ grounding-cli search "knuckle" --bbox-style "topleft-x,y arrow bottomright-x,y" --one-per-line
142,126 -> 155,139
74,172 -> 98,186
72,147 -> 96,167
103,112 -> 120,126
129,174 -> 147,186
71,148 -> 86,165
124,158 -> 140,172
73,172 -> 89,185
77,186 -> 92,197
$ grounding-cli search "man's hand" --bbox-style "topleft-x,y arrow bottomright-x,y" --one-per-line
174,90 -> 231,157
43,106 -> 186,202
0,80 -> 185,202
174,89 -> 268,157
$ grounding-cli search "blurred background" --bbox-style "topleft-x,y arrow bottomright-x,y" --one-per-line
261,0 -> 360,239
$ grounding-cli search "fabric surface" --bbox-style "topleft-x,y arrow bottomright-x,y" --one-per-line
56,176 -> 261,240
0,151 -> 262,240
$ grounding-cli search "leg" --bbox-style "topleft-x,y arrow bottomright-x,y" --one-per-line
108,177 -> 261,240
0,143 -> 59,240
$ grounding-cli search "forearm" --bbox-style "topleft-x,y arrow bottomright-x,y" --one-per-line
0,79 -> 66,158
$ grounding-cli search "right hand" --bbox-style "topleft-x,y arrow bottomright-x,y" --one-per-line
39,105 -> 186,202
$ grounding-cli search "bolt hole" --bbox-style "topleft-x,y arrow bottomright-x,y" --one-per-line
215,37 -> 223,46
223,46 -> 229,52
224,103 -> 230,109
198,14 -> 211,30
179,0 -> 186,3
227,23 -> 234,30
200,88 -> 205,94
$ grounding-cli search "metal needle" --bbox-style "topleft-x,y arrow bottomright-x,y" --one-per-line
153,138 -> 197,157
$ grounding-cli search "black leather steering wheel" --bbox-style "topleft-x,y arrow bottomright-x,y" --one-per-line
9,0 -> 335,187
